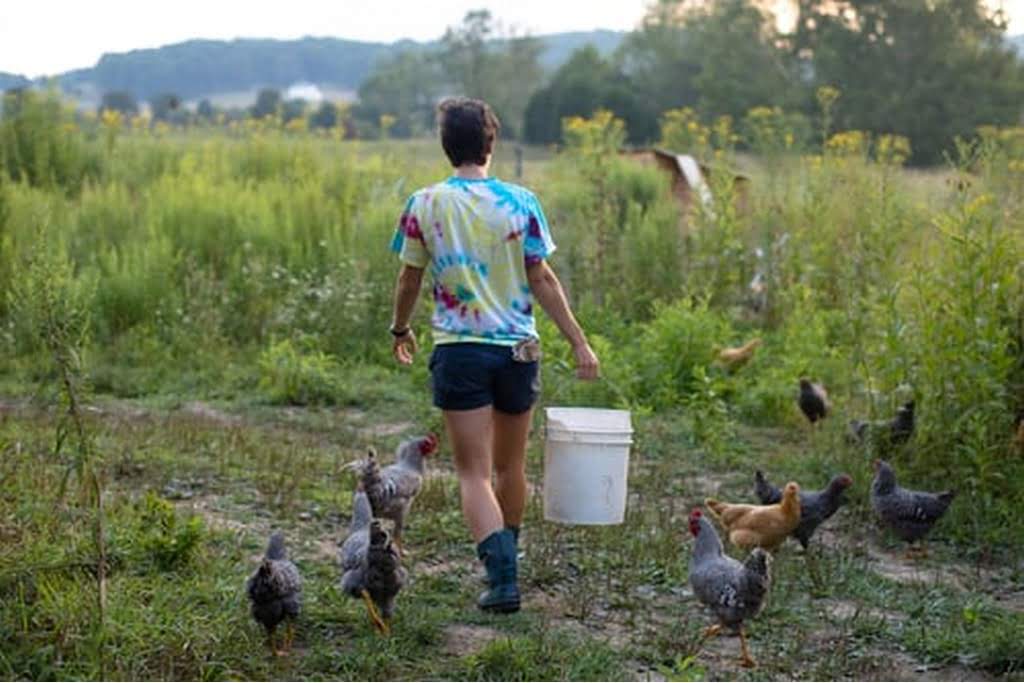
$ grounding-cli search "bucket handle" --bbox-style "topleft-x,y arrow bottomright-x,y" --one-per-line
551,359 -> 633,408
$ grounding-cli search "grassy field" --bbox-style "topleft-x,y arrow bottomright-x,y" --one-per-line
3,392 -> 1022,680
1,94 -> 1023,680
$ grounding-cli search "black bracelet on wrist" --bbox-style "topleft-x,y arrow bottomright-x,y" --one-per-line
390,326 -> 411,337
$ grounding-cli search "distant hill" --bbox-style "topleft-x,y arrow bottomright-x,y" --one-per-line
1011,34 -> 1024,56
534,29 -> 625,69
40,31 -> 624,107
0,72 -> 30,91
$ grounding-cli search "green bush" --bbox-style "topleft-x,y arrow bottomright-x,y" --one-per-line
629,296 -> 734,407
135,493 -> 205,572
257,337 -> 342,405
0,90 -> 100,194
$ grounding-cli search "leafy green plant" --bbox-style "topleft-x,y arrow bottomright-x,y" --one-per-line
257,336 -> 342,405
628,296 -> 735,407
136,493 -> 205,572
0,89 -> 100,194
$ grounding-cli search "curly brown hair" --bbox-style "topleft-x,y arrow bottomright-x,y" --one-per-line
437,98 -> 501,167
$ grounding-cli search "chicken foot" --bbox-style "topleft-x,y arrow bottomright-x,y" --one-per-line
689,623 -> 722,663
695,623 -> 757,669
361,589 -> 391,636
267,628 -> 286,658
903,542 -> 929,560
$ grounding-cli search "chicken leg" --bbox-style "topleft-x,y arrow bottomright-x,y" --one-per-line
700,624 -> 723,641
690,622 -> 722,663
268,628 -> 286,658
738,627 -> 756,668
281,620 -> 296,655
393,516 -> 406,557
361,589 -> 391,636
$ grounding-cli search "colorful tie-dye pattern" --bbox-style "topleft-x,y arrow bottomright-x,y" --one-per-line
391,176 -> 556,346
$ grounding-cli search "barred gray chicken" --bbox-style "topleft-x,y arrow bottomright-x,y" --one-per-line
754,470 -> 852,548
246,532 -> 302,656
356,433 -> 438,552
688,509 -> 771,668
870,459 -> 955,554
339,488 -> 407,635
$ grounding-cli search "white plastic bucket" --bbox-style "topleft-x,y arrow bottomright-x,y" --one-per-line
542,407 -> 633,525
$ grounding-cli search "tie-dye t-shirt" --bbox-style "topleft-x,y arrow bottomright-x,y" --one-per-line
391,176 -> 556,346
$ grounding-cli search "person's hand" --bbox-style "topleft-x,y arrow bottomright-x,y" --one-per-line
573,340 -> 600,381
392,329 -> 418,365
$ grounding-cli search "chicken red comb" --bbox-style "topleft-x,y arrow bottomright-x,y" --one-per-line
688,509 -> 703,537
419,433 -> 439,455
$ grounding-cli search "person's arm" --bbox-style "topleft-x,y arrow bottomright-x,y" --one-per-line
526,260 -> 599,380
391,264 -> 425,365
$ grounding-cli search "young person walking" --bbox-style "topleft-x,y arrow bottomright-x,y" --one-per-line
389,97 -> 599,613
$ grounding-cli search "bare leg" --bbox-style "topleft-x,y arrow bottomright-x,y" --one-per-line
739,627 -> 756,668
444,406 -> 503,543
493,408 -> 533,529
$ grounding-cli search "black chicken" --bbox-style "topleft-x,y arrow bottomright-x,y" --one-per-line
798,378 -> 830,423
246,532 -> 302,656
848,400 -> 916,450
870,459 -> 955,555
754,470 -> 853,548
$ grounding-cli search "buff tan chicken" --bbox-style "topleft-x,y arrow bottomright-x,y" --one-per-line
715,338 -> 763,370
705,482 -> 802,551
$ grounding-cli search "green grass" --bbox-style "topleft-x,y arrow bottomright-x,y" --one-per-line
2,386 -> 1022,680
2,97 -> 1024,680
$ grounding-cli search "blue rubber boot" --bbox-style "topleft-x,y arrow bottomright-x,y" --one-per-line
507,525 -> 520,550
476,529 -> 520,613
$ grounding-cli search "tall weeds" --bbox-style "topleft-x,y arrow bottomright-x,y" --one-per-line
9,235 -> 107,674
1,96 -> 1023,549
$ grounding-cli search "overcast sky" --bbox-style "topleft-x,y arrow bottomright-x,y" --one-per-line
1,0 -> 1022,77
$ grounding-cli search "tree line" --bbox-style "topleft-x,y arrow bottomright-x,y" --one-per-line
353,0 -> 1024,165
88,0 -> 1024,165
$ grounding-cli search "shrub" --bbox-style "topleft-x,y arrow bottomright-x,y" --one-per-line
136,493 -> 205,572
257,337 -> 341,405
0,90 -> 100,194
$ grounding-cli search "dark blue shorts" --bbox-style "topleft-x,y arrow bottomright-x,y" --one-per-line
429,343 -> 540,414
